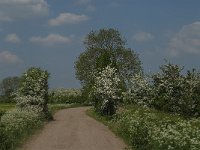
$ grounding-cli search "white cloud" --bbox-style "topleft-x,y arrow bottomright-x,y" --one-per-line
133,31 -> 154,42
49,13 -> 89,26
0,51 -> 22,64
30,34 -> 73,46
5,34 -> 21,43
168,21 -> 200,57
0,0 -> 49,22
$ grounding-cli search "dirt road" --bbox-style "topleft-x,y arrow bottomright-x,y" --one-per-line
21,107 -> 126,150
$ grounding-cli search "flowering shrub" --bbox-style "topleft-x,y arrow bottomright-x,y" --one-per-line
152,63 -> 184,113
0,109 -> 43,149
90,65 -> 121,115
152,63 -> 200,117
0,67 -> 50,149
16,95 -> 44,113
123,74 -> 152,107
112,106 -> 200,150
16,67 -> 50,116
49,88 -> 82,104
124,63 -> 200,118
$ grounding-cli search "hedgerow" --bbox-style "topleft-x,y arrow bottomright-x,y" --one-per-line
49,88 -> 82,104
111,106 -> 200,150
123,63 -> 200,118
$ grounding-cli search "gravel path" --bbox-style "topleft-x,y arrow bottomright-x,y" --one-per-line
21,107 -> 126,150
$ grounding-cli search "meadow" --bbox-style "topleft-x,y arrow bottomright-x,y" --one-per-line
0,103 -> 15,118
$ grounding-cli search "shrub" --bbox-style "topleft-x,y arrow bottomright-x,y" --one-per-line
0,109 -> 44,150
152,63 -> 200,117
112,106 -> 200,150
16,95 -> 44,113
16,67 -> 50,117
90,65 -> 121,115
0,110 -> 5,118
125,62 -> 200,118
49,88 -> 82,104
123,74 -> 152,107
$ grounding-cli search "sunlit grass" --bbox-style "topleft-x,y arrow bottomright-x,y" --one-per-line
0,103 -> 16,118
0,103 -> 15,111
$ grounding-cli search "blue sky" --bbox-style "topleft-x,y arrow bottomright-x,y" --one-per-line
0,0 -> 200,88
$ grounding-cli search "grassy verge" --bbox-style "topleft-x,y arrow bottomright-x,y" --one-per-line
0,109 -> 45,150
0,103 -> 15,110
87,106 -> 200,150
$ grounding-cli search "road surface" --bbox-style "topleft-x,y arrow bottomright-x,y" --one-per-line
21,107 -> 126,150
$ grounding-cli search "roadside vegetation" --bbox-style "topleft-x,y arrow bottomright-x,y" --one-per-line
1,28 -> 200,150
76,28 -> 200,150
0,66 -> 85,150
0,67 -> 50,150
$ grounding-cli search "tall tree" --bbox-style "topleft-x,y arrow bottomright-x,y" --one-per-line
0,76 -> 20,96
75,28 -> 142,98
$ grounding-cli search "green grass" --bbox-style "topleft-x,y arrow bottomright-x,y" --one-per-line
87,105 -> 200,150
0,103 -> 15,111
86,108 -> 113,125
0,103 -> 15,118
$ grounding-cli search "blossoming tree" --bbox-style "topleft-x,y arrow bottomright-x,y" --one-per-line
15,67 -> 50,116
90,65 -> 121,115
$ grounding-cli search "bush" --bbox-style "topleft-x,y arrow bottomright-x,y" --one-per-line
49,88 -> 82,104
112,106 -> 200,150
124,63 -> 200,118
89,65 -> 121,115
152,63 -> 200,117
16,67 -> 50,117
123,73 -> 152,107
0,109 -> 44,150
0,110 -> 5,118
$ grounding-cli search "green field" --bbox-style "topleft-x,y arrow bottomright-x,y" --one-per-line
0,103 -> 15,111
0,103 -> 15,117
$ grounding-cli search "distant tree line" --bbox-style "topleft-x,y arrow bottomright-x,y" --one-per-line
0,76 -> 20,102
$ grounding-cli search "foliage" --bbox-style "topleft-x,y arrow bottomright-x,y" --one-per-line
88,105 -> 200,150
90,65 -> 121,115
123,73 -> 153,107
0,109 -> 44,150
152,63 -> 200,117
0,76 -> 20,103
124,62 -> 200,118
75,28 -> 142,99
113,106 -> 200,150
0,103 -> 82,150
49,88 -> 82,104
151,63 -> 184,112
16,67 -> 50,117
